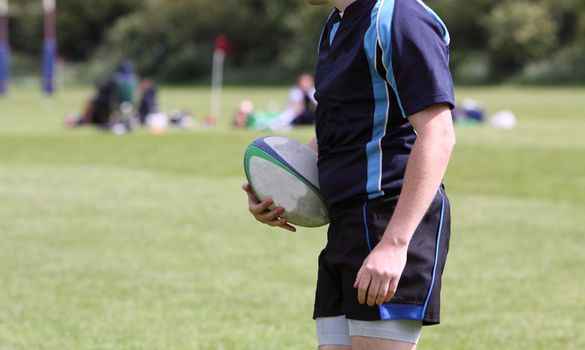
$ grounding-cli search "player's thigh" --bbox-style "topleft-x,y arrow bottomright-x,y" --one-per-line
348,319 -> 421,350
350,337 -> 416,350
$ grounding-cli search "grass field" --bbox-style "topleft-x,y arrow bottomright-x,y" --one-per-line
0,86 -> 584,349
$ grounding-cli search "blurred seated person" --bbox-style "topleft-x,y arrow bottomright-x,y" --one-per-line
232,100 -> 282,131
65,79 -> 116,128
273,73 -> 317,128
233,74 -> 318,131
136,79 -> 194,131
137,79 -> 158,125
290,73 -> 317,125
452,98 -> 486,125
66,61 -> 138,129
233,100 -> 255,128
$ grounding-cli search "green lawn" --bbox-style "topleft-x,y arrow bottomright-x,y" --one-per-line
0,86 -> 584,349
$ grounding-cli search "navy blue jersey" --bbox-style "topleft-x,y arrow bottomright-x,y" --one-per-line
314,0 -> 454,207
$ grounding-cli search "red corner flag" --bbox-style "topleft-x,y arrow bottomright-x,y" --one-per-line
214,34 -> 231,55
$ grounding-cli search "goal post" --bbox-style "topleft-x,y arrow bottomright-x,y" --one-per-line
0,0 -> 9,96
42,0 -> 56,95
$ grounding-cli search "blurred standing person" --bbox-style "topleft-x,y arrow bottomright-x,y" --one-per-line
114,61 -> 137,107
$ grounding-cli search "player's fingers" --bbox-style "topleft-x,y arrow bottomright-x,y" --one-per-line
276,219 -> 297,232
265,216 -> 287,226
353,270 -> 361,290
257,207 -> 285,223
367,278 -> 381,307
376,280 -> 390,306
356,273 -> 371,305
243,183 -> 263,206
265,217 -> 296,232
385,277 -> 399,303
243,183 -> 256,198
245,190 -> 261,207
249,198 -> 274,216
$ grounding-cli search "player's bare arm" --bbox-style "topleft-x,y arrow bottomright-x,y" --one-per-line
354,104 -> 455,306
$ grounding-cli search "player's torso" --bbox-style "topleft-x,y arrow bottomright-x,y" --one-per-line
314,0 -> 415,207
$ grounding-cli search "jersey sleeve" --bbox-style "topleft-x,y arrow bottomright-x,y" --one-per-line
384,1 -> 455,117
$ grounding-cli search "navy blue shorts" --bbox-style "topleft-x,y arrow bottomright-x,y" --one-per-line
313,187 -> 451,325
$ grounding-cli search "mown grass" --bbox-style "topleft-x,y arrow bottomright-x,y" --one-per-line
0,86 -> 583,349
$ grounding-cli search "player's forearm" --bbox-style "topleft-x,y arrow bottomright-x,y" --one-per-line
379,109 -> 455,248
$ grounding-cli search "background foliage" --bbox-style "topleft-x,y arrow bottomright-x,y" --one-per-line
6,0 -> 585,83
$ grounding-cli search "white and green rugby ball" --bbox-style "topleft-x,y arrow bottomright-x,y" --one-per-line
244,136 -> 329,227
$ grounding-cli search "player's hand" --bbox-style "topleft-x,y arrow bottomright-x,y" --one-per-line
353,244 -> 408,306
243,183 -> 297,232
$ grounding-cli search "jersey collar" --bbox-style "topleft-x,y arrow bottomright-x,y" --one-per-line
336,0 -> 374,25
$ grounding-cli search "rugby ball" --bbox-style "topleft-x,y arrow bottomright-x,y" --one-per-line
244,136 -> 329,227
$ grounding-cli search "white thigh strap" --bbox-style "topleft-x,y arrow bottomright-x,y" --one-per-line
316,316 -> 351,346
348,319 -> 422,345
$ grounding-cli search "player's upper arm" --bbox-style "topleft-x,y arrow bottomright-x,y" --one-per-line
380,0 -> 455,118
408,104 -> 456,148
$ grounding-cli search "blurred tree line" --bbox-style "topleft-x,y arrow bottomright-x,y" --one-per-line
7,0 -> 585,84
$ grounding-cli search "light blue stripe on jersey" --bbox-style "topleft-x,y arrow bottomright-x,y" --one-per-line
415,0 -> 450,45
376,0 -> 406,118
364,0 -> 388,199
330,22 -> 341,46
